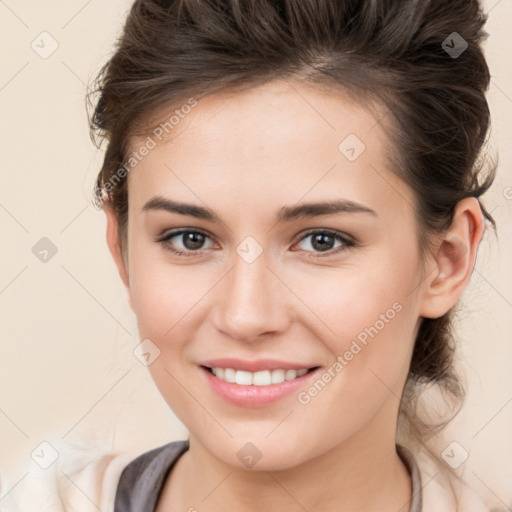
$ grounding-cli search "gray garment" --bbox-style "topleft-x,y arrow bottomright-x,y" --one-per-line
398,444 -> 423,512
114,440 -> 422,511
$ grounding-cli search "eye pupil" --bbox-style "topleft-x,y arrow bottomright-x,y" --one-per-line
312,233 -> 334,252
183,232 -> 205,250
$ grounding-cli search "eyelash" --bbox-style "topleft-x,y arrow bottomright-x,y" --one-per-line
155,228 -> 356,258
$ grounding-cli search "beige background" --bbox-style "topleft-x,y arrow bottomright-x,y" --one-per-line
0,0 -> 511,508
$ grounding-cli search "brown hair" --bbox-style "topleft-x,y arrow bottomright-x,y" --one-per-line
87,0 -> 497,466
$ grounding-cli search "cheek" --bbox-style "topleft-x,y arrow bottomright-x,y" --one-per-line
127,238 -> 213,339
296,260 -> 414,344
291,275 -> 416,452
295,254 -> 419,394
126,253 -> 212,417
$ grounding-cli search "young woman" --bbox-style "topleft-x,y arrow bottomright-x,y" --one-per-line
42,0 -> 507,510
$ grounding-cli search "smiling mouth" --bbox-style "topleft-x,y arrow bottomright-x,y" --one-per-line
202,366 -> 320,386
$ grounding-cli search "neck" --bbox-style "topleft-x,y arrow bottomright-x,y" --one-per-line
167,419 -> 412,512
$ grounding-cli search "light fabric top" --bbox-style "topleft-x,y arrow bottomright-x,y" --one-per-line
0,440 -> 502,511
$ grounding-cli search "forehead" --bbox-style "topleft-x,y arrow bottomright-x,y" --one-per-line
131,79 -> 385,157
126,80 -> 412,219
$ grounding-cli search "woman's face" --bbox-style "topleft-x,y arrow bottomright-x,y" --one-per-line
119,80 -> 429,470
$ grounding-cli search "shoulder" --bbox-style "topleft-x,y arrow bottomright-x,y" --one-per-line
1,449 -> 133,512
0,440 -> 189,512
411,448 -> 506,512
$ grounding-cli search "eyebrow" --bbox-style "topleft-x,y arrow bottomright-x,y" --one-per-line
141,195 -> 377,222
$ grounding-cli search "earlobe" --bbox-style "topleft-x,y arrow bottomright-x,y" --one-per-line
104,203 -> 134,312
420,198 -> 485,319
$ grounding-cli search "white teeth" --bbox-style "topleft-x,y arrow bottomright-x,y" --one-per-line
253,370 -> 271,386
271,369 -> 285,384
210,367 -> 311,385
235,370 -> 253,385
285,369 -> 297,380
224,368 -> 236,383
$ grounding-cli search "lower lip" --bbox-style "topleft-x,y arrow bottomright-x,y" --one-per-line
200,366 -> 320,407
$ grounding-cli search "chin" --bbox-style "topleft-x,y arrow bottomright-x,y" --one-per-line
201,435 -> 310,472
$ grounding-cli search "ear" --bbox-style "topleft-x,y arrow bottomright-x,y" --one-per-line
104,202 -> 135,312
420,197 -> 485,319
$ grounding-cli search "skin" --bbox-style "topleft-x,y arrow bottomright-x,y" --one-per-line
105,79 -> 484,511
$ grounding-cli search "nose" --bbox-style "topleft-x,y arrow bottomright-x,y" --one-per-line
211,250 -> 291,343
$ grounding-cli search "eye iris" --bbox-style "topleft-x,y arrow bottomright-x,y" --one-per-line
182,232 -> 205,250
312,233 -> 335,252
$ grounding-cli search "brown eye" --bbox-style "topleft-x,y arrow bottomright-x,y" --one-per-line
157,229 -> 215,256
293,230 -> 355,257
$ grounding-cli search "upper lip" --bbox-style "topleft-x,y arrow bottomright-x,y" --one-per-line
200,358 -> 319,372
